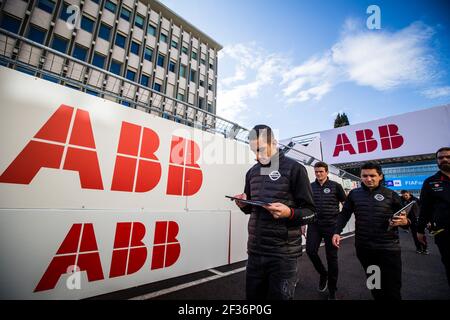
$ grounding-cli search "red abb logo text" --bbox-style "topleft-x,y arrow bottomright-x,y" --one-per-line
0,105 -> 202,196
333,124 -> 404,157
34,221 -> 181,292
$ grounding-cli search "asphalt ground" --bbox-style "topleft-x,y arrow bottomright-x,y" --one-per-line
92,230 -> 450,300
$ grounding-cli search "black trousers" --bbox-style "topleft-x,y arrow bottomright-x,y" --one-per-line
434,230 -> 450,287
246,254 -> 298,300
306,223 -> 338,291
356,247 -> 402,300
410,223 -> 427,251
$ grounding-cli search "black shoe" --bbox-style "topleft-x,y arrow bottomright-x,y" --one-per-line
421,249 -> 429,255
318,275 -> 328,292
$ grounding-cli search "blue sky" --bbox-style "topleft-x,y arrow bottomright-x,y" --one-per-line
161,0 -> 450,139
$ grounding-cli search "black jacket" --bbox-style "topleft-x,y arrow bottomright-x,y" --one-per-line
400,195 -> 420,225
418,171 -> 450,233
335,184 -> 404,251
240,151 -> 316,258
311,178 -> 346,226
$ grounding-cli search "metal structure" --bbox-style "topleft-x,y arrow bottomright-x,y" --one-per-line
0,27 -> 250,142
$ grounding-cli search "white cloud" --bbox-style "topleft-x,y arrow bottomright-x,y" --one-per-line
282,20 -> 440,103
217,20 -> 446,117
421,86 -> 450,98
217,43 -> 285,122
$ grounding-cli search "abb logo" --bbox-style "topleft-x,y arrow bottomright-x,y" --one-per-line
34,220 -> 180,292
333,124 -> 404,157
0,105 -> 202,196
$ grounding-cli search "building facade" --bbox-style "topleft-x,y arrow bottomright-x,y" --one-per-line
0,0 -> 221,126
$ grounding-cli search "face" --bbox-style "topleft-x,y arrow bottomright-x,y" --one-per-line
314,167 -> 328,182
249,136 -> 275,165
401,192 -> 411,200
361,169 -> 383,189
437,150 -> 450,172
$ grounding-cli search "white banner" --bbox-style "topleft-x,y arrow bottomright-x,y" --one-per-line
320,105 -> 450,164
0,67 -> 252,299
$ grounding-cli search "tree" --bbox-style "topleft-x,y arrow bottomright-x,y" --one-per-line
334,112 -> 350,128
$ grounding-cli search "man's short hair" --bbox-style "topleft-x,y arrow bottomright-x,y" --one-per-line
436,147 -> 450,157
360,162 -> 383,176
314,161 -> 329,172
248,125 -> 275,144
400,190 -> 409,194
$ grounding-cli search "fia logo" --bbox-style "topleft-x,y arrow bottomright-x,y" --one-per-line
374,194 -> 385,202
269,171 -> 281,181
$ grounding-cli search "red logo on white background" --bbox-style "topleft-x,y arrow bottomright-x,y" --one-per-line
0,104 -> 203,196
333,124 -> 404,157
34,221 -> 181,292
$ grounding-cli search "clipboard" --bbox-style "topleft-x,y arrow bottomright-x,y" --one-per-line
387,200 -> 416,231
225,196 -> 270,207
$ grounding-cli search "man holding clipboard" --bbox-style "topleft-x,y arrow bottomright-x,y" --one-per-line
332,162 -> 410,300
231,125 -> 316,300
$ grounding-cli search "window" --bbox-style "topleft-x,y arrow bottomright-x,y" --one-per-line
153,83 -> 162,92
135,14 -> 144,29
120,7 -> 131,21
126,69 -> 136,81
160,34 -> 168,43
0,14 -> 21,33
26,25 -> 46,44
208,83 -> 213,91
110,60 -> 122,75
130,41 -> 140,55
157,54 -> 165,67
81,16 -> 94,33
209,63 -> 214,69
51,36 -> 68,53
73,45 -> 88,61
98,23 -> 111,41
179,64 -> 186,78
171,40 -> 178,49
199,79 -> 204,87
177,93 -> 184,101
200,58 -> 206,65
59,2 -> 72,21
190,69 -> 197,83
92,53 -> 106,69
115,33 -> 126,48
181,46 -> 188,54
191,51 -> 197,60
147,24 -> 156,36
208,103 -> 213,113
198,97 -> 204,109
104,1 -> 116,14
37,0 -> 55,14
141,74 -> 150,86
168,60 -> 176,73
144,47 -> 153,61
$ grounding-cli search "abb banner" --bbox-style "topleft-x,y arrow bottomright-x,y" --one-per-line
0,67 -> 251,299
320,105 -> 450,164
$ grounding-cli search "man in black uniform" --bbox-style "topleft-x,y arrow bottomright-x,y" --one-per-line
233,125 -> 316,300
332,162 -> 410,300
417,147 -> 450,286
306,161 -> 346,299
400,190 -> 427,254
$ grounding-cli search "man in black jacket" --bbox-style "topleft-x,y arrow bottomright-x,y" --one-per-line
400,190 -> 427,254
233,125 -> 316,300
332,162 -> 410,300
417,147 -> 450,286
306,161 -> 346,299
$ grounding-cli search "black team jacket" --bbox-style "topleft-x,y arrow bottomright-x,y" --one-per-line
240,151 -> 316,258
335,184 -> 406,251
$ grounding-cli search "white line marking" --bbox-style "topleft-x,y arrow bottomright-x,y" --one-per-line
129,233 -> 355,300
